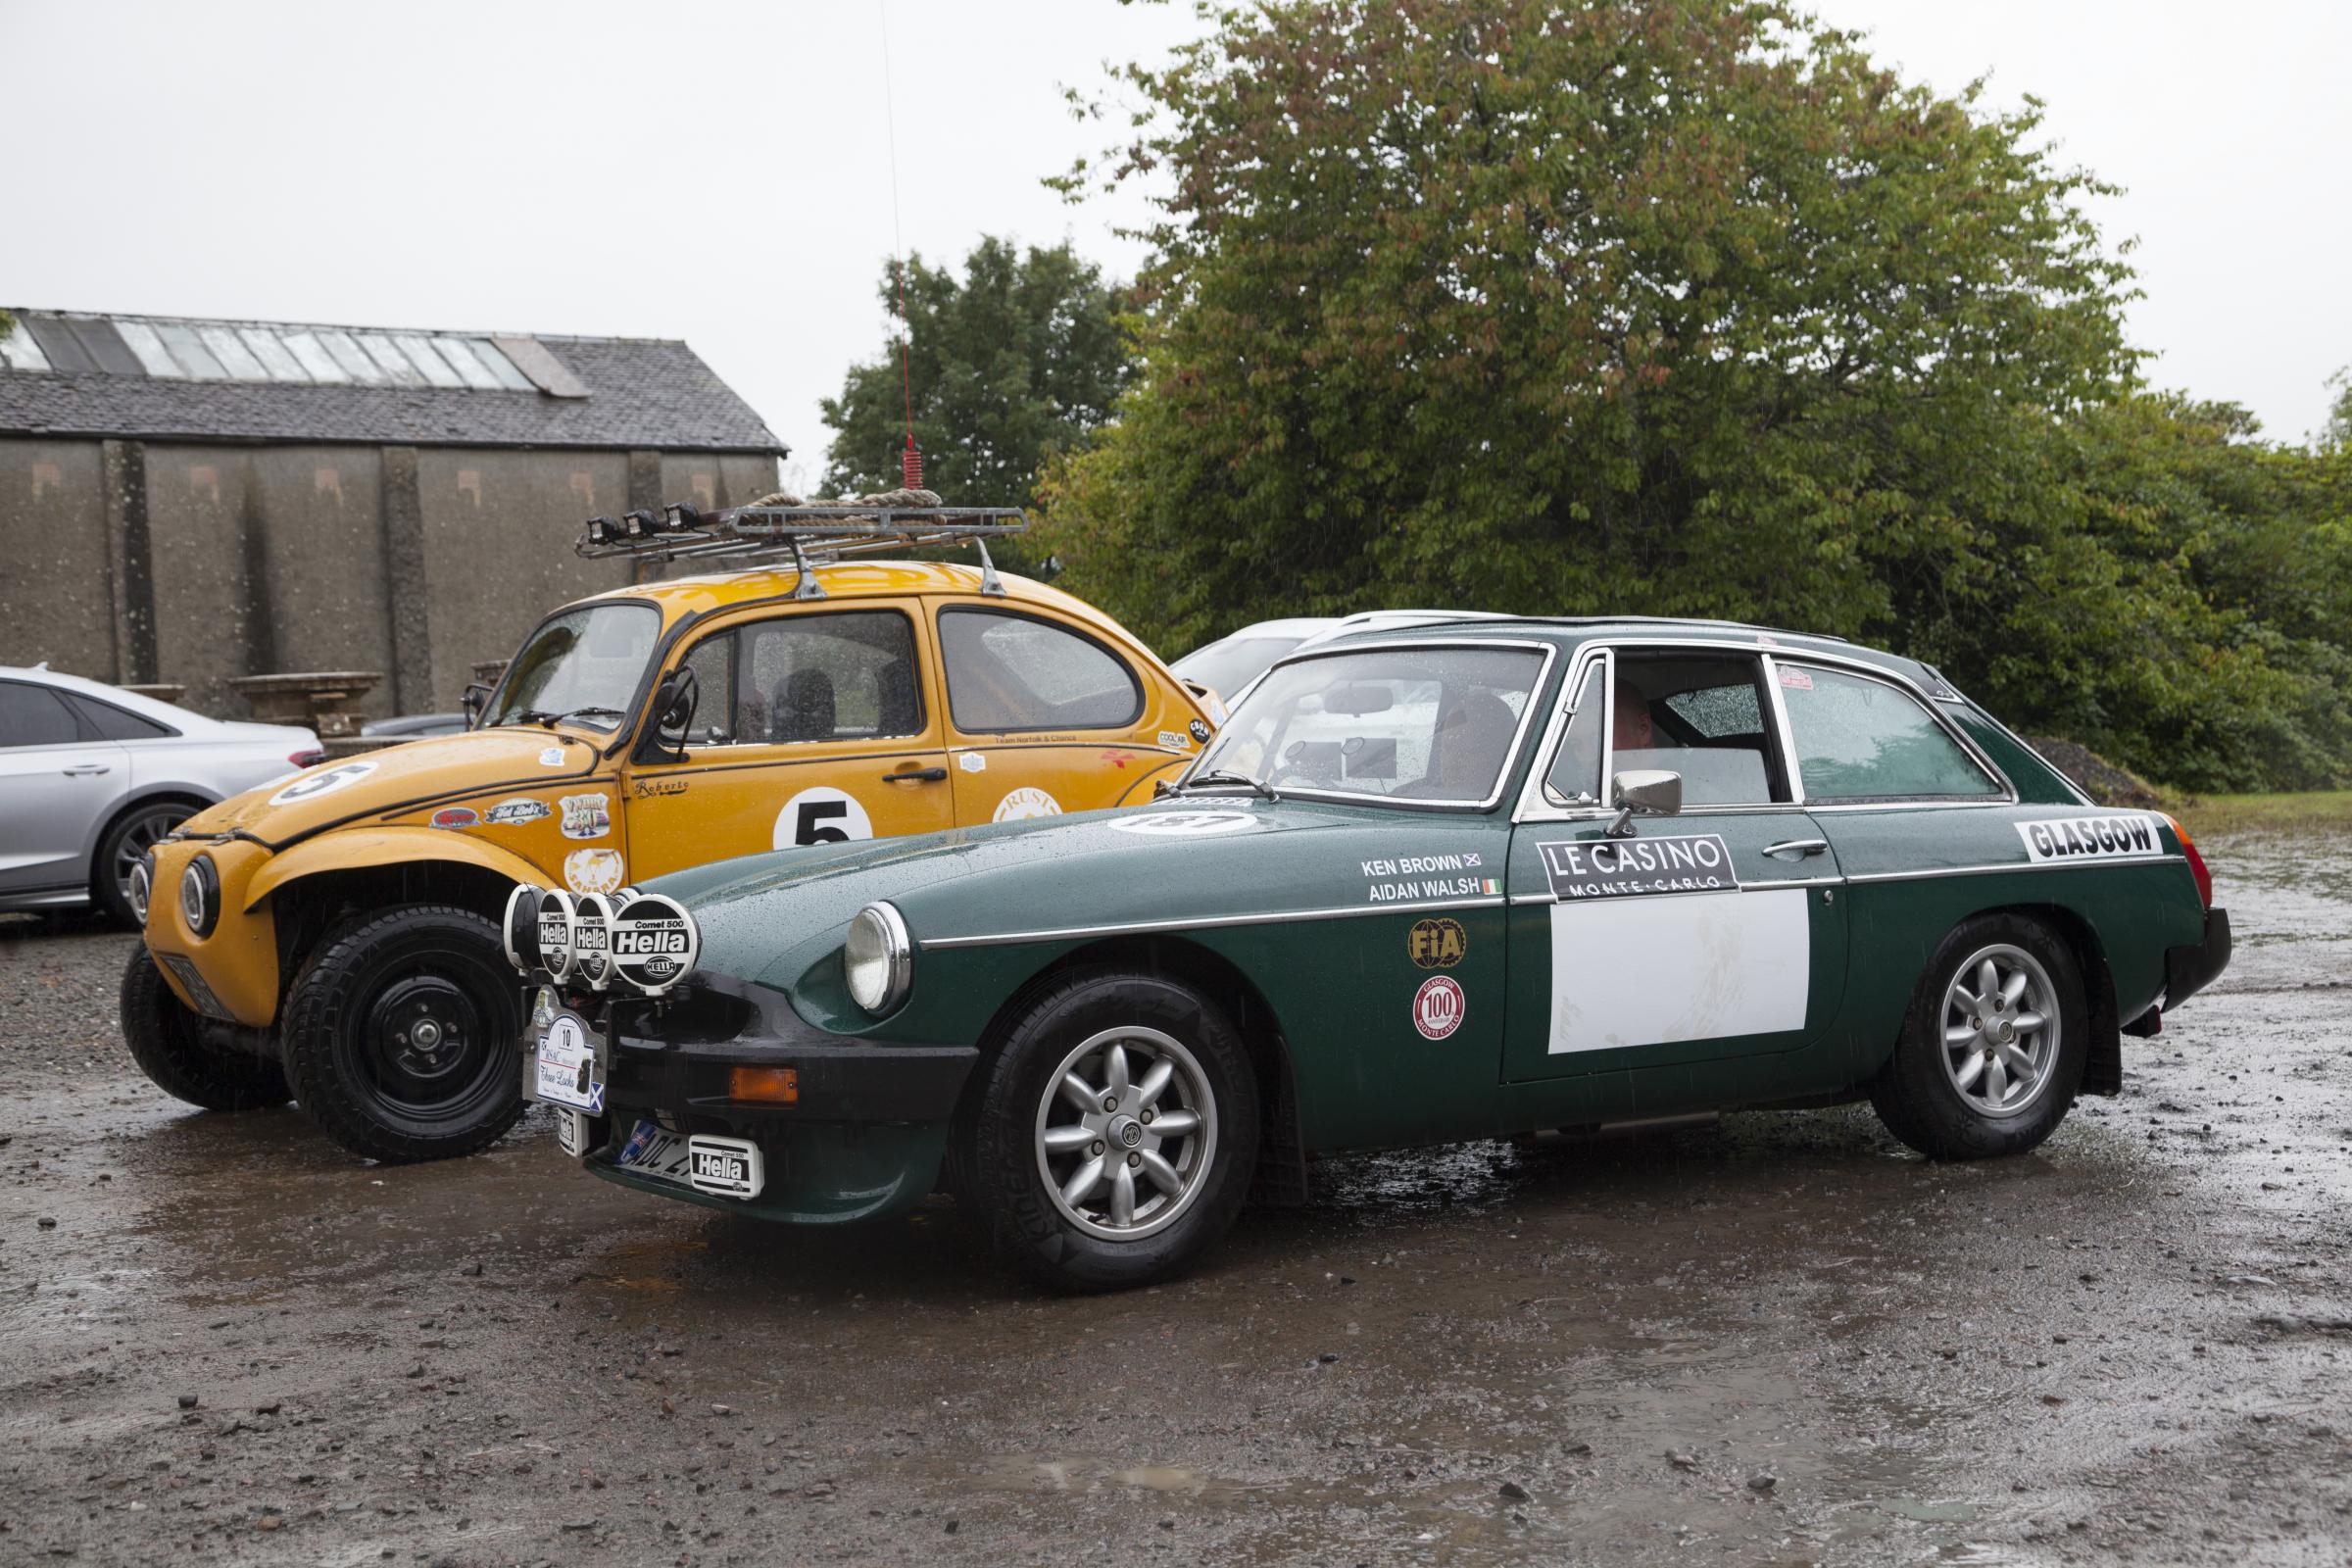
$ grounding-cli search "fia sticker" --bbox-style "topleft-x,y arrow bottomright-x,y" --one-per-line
2016,813 -> 2164,863
483,797 -> 550,826
1412,975 -> 1466,1040
538,747 -> 567,767
268,760 -> 375,806
564,848 -> 625,895
560,793 -> 612,840
993,787 -> 1063,822
957,752 -> 987,774
775,786 -> 872,849
1407,917 -> 1467,970
1189,718 -> 1212,745
428,807 -> 479,830
1777,666 -> 1814,691
1106,809 -> 1255,838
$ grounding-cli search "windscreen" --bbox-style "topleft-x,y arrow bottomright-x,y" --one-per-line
1192,645 -> 1544,805
1170,635 -> 1306,701
489,604 -> 661,731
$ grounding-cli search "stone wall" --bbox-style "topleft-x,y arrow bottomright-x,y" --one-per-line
0,436 -> 776,719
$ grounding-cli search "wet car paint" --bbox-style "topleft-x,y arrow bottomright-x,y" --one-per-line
0,831 -> 2345,1565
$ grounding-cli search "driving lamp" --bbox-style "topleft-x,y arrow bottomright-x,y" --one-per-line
843,902 -> 911,1014
128,855 -> 154,927
178,855 -> 220,938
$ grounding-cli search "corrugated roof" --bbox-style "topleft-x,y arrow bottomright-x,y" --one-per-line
0,310 -> 783,454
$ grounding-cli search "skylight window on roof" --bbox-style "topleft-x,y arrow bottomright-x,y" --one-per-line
156,324 -> 225,378
0,318 -> 54,372
199,326 -> 270,380
317,331 -> 384,384
238,327 -> 311,382
358,334 -> 424,386
73,320 -> 147,375
393,335 -> 465,389
468,338 -> 535,391
432,336 -> 503,391
114,320 -> 184,377
279,331 -> 349,384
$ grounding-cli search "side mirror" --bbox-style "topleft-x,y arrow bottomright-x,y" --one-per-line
1604,768 -> 1681,838
461,682 -> 491,729
652,668 -> 700,753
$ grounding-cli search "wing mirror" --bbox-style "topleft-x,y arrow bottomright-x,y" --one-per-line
652,667 -> 700,753
461,682 -> 491,729
1604,768 -> 1682,838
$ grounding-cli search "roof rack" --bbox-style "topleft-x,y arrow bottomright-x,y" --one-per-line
575,501 -> 1026,598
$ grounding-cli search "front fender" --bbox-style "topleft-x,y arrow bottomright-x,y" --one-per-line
243,828 -> 545,911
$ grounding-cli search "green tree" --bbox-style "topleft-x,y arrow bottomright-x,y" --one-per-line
820,236 -> 1132,574
2321,367 -> 2352,455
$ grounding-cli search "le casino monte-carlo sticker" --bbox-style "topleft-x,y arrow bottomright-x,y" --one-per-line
1539,834 -> 1740,901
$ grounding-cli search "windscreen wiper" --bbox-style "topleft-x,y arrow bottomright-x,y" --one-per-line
1182,768 -> 1278,801
553,706 -> 627,726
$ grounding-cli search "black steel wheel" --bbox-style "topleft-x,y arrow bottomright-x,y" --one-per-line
281,904 -> 524,1163
119,947 -> 291,1111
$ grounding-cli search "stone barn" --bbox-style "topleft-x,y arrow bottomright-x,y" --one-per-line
0,310 -> 782,719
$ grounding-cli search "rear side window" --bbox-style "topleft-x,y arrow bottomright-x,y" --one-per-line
67,694 -> 175,740
939,609 -> 1141,733
1779,664 -> 2001,800
0,682 -> 84,748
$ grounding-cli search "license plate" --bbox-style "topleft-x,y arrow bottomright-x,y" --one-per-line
530,1011 -> 604,1112
614,1120 -> 764,1200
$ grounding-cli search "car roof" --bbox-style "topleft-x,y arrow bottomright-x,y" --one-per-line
1298,615 -> 1957,697
558,560 -> 1168,665
0,662 -> 217,727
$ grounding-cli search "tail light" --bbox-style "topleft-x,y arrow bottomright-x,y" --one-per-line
2163,813 -> 2213,908
289,749 -> 326,768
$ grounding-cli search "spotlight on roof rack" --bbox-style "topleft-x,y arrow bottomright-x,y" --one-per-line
584,514 -> 618,547
621,508 -> 660,538
662,502 -> 703,531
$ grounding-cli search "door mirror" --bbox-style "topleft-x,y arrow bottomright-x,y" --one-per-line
1604,767 -> 1682,838
1612,768 -> 1683,815
652,667 -> 700,753
461,682 -> 491,729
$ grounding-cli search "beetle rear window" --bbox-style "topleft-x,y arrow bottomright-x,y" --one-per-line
939,609 -> 1141,733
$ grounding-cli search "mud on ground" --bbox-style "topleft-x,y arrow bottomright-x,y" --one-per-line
1,835 -> 2348,1566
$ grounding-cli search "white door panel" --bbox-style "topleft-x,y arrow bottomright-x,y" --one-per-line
1545,888 -> 1811,1055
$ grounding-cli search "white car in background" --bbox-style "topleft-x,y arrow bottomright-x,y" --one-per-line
0,665 -> 320,927
1171,611 -> 1515,708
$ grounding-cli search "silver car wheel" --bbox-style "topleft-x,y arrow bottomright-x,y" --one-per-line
1940,943 -> 2061,1118
1034,1026 -> 1219,1243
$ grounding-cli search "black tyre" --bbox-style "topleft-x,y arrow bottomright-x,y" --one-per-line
962,969 -> 1259,1293
1871,913 -> 2088,1160
281,904 -> 524,1163
120,948 -> 291,1111
94,799 -> 196,929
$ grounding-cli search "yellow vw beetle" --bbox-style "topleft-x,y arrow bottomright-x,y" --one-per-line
129,504 -> 1213,1161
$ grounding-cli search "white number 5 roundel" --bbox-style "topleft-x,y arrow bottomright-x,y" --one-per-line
774,786 -> 873,850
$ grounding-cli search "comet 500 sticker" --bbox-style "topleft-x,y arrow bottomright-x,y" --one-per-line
2016,813 -> 2165,862
1540,835 -> 1739,900
268,760 -> 375,805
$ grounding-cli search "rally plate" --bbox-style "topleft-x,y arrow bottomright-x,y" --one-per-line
529,1011 -> 605,1112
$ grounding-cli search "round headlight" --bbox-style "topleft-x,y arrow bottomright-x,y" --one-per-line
178,855 -> 220,938
129,857 -> 154,927
844,902 -> 911,1014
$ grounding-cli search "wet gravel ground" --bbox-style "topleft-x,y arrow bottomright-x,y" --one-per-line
1,835 -> 2347,1566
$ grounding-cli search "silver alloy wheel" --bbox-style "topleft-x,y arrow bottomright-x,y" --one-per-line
1940,943 -> 2061,1118
1034,1025 -> 1218,1243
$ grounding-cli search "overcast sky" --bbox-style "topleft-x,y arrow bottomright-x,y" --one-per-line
5,1 -> 2346,481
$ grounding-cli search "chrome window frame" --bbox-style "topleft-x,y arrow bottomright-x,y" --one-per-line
1513,637 -> 2015,824
1180,637 -> 1559,813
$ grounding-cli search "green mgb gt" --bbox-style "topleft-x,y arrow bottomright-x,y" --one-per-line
503,617 -> 2230,1291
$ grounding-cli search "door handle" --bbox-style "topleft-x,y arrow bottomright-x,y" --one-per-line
1762,838 -> 1829,859
881,766 -> 948,783
62,763 -> 112,777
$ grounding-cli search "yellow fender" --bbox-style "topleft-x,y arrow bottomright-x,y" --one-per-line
243,828 -> 547,911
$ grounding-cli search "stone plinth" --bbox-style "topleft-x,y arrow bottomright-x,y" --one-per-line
229,670 -> 382,740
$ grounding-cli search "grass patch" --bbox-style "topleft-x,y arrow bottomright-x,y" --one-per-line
2176,790 -> 2352,838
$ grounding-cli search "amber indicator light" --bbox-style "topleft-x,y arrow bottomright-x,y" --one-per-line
729,1066 -> 799,1105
